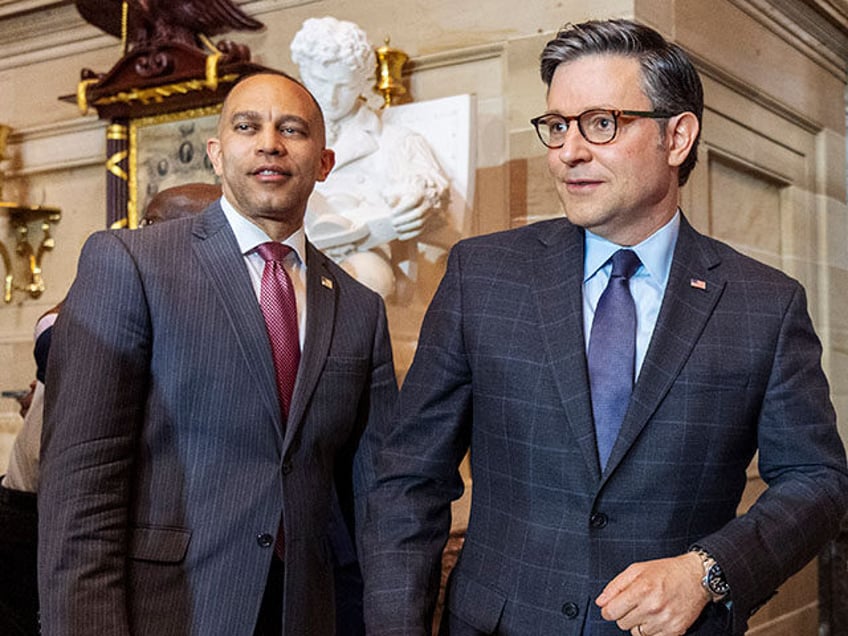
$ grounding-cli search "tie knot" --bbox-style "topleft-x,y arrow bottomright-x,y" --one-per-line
610,249 -> 641,280
256,241 -> 293,263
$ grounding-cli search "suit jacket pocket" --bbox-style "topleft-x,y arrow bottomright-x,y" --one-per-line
323,355 -> 367,375
129,524 -> 191,563
446,570 -> 506,633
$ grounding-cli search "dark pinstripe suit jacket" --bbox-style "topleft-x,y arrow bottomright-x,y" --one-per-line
38,203 -> 397,635
360,214 -> 848,635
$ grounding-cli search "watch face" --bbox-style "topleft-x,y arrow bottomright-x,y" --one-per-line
707,563 -> 730,596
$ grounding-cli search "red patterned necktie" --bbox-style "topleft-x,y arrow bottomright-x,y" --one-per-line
256,242 -> 301,420
255,241 -> 301,560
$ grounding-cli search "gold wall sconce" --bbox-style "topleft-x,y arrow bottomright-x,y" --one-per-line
374,37 -> 408,108
0,124 -> 61,303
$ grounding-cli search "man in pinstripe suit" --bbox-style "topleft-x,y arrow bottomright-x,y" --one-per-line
360,19 -> 848,636
38,72 -> 397,635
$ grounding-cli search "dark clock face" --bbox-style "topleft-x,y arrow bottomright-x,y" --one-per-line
708,563 -> 730,595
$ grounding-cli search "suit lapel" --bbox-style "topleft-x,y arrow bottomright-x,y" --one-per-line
283,242 -> 336,454
602,216 -> 725,476
531,221 -> 601,479
190,204 -> 284,442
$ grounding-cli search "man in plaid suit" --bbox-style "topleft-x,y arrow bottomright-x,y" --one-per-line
360,19 -> 848,636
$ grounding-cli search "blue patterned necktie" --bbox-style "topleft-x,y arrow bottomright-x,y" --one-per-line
588,249 -> 641,470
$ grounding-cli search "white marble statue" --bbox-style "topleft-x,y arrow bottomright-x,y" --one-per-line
291,16 -> 451,298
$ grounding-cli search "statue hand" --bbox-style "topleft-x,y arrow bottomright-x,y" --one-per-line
384,177 -> 445,240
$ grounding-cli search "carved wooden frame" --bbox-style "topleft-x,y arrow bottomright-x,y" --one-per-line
128,104 -> 221,228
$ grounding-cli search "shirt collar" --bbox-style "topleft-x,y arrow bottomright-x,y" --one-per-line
584,210 -> 680,286
220,195 -> 307,264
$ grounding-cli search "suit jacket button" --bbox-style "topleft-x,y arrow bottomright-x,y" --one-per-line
282,461 -> 293,475
257,533 -> 274,548
589,512 -> 608,528
561,602 -> 580,619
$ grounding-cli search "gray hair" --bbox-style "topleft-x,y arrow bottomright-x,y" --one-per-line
540,19 -> 703,186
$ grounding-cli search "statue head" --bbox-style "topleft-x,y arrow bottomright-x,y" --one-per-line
290,17 -> 374,123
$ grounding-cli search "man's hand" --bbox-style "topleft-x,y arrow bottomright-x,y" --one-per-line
595,552 -> 710,636
17,380 -> 37,418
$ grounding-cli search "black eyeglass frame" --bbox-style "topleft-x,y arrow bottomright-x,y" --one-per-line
530,109 -> 679,148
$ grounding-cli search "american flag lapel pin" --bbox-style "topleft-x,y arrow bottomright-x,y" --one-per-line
321,276 -> 334,289
690,278 -> 707,291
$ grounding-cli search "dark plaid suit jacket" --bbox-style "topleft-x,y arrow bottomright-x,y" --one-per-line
360,214 -> 848,635
38,203 -> 397,635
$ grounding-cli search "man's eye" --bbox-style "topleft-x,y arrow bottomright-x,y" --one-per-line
586,114 -> 613,130
281,126 -> 306,136
235,123 -> 254,132
550,120 -> 568,134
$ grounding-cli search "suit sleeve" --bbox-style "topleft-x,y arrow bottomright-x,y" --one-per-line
359,245 -> 472,635
351,293 -> 398,509
696,283 -> 848,630
39,231 -> 150,635
341,293 -> 397,562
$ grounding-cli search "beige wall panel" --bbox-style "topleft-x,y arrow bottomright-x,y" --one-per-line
523,153 -> 562,225
780,186 -> 820,271
0,45 -> 122,129
816,126 -> 848,204
634,0 -> 674,34
506,34 -> 551,134
830,341 -> 848,442
747,560 -> 819,635
254,0 -> 633,58
708,153 -> 784,266
702,109 -> 809,189
681,147 -> 710,234
828,265 -> 848,375
473,163 -> 511,237
674,0 -> 845,132
824,191 -> 848,271
701,76 -> 816,188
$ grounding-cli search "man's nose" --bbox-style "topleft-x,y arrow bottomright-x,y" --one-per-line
556,124 -> 592,165
257,126 -> 284,154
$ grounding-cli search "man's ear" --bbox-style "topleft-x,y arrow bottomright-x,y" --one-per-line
666,112 -> 699,169
206,138 -> 223,177
317,148 -> 336,182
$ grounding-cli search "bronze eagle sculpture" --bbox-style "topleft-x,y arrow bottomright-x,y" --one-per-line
75,0 -> 263,51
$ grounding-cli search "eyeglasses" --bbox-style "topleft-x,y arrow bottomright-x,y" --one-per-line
530,108 -> 678,148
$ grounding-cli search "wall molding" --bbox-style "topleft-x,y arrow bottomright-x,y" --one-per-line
0,1 -> 116,71
5,116 -> 105,177
731,0 -> 848,78
0,0 -> 318,71
692,51 -> 822,135
408,42 -> 505,74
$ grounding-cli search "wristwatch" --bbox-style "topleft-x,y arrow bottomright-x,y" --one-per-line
691,547 -> 730,602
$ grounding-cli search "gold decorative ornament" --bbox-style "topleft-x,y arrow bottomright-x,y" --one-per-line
0,124 -> 62,303
374,37 -> 408,108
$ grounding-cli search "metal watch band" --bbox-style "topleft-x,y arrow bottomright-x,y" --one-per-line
691,546 -> 730,602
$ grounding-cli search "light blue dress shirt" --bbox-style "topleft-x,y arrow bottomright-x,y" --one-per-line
583,211 -> 680,379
